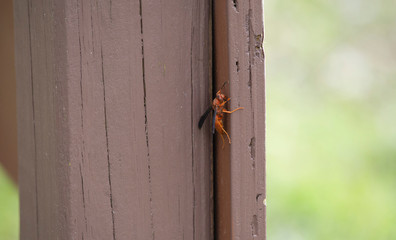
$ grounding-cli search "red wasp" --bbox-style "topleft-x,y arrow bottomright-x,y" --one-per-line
198,82 -> 244,147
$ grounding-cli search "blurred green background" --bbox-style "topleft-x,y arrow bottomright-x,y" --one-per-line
0,167 -> 18,240
266,0 -> 396,239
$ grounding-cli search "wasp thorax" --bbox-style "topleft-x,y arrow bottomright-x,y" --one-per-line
216,92 -> 226,101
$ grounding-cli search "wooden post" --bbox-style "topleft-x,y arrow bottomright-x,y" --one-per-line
228,0 -> 266,238
15,0 -> 212,239
15,0 -> 265,238
0,0 -> 17,183
214,0 -> 266,239
213,0 -> 232,239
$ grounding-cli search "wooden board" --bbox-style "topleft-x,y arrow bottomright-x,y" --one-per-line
228,0 -> 266,239
0,0 -> 17,183
213,0 -> 232,239
213,0 -> 266,239
15,0 -> 212,239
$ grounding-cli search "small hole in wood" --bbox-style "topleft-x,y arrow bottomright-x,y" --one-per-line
232,0 -> 238,10
251,215 -> 258,237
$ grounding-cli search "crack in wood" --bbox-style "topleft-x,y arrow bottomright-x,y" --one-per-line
27,1 -> 40,239
77,5 -> 88,236
254,34 -> 264,59
90,1 -> 94,53
101,46 -> 116,240
246,7 -> 256,137
109,0 -> 112,21
249,137 -> 256,167
79,163 -> 88,232
77,0 -> 87,170
251,214 -> 258,237
139,1 -> 155,239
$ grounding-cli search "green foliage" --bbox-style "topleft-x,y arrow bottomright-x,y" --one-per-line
266,0 -> 396,239
0,167 -> 18,240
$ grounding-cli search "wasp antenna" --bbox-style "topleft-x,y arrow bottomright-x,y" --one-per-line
219,81 -> 229,91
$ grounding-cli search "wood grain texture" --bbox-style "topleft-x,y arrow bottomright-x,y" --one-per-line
15,0 -> 212,239
214,0 -> 266,239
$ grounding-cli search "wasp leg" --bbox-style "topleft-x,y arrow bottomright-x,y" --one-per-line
220,124 -> 231,144
219,132 -> 226,149
219,98 -> 231,107
215,119 -> 226,148
223,107 -> 244,114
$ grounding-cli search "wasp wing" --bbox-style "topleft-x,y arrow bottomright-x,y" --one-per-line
198,106 -> 212,129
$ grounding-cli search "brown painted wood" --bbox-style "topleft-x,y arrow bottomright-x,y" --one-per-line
213,0 -> 232,239
15,0 -> 212,239
228,0 -> 266,239
15,1 -> 71,239
0,0 -> 17,183
214,0 -> 266,239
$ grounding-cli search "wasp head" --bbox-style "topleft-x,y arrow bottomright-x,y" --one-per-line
216,90 -> 227,102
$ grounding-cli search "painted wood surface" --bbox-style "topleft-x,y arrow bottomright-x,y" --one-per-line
213,0 -> 231,239
228,0 -> 266,239
0,0 -> 17,183
15,0 -> 212,239
214,0 -> 266,239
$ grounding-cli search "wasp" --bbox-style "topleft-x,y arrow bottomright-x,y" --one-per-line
198,82 -> 244,147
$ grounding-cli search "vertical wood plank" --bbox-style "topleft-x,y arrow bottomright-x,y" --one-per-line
213,0 -> 265,239
191,1 -> 213,239
15,0 -> 212,239
14,0 -> 38,238
228,0 -> 266,239
213,0 -> 232,239
0,0 -> 18,183
140,0 -> 212,239
16,0 -> 72,239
